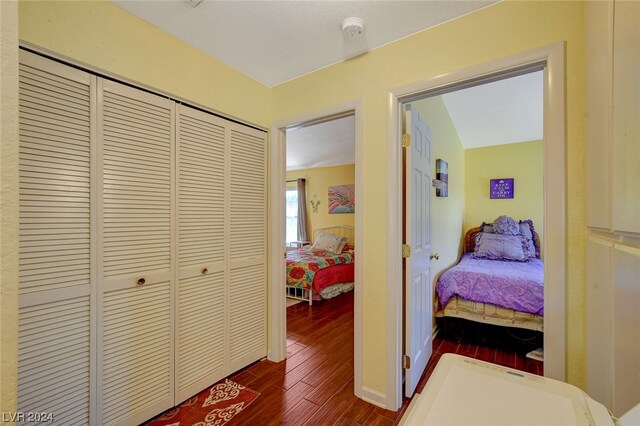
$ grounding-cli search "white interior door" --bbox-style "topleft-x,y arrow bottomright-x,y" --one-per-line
404,105 -> 433,397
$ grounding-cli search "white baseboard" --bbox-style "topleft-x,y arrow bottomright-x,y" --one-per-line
357,385 -> 389,409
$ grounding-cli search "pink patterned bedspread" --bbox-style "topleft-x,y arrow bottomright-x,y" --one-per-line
436,254 -> 544,315
286,247 -> 354,292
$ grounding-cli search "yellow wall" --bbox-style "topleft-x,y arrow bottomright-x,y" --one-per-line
464,141 -> 544,247
18,1 -> 271,127
410,97 -> 466,301
272,0 -> 585,394
0,0 -> 19,417
287,164 -> 355,237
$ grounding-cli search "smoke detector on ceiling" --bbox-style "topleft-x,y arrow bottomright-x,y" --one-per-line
341,17 -> 365,38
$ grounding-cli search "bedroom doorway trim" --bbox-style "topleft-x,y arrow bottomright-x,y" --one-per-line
386,42 -> 566,409
269,99 -> 365,398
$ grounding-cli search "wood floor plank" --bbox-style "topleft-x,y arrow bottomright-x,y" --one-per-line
337,396 -> 377,425
494,347 -> 517,368
287,342 -> 307,357
304,361 -> 354,406
275,399 -> 320,426
265,381 -> 317,425
475,344 -> 496,363
302,380 -> 356,426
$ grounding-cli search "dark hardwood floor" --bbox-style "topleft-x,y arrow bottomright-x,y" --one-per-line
160,291 -> 543,425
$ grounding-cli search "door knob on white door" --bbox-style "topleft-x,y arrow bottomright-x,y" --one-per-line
429,252 -> 439,260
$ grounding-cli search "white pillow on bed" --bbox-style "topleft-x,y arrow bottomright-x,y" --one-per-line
312,233 -> 347,253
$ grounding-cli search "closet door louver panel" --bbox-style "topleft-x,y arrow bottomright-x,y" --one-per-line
228,125 -> 266,263
18,55 -> 92,294
228,123 -> 267,369
17,50 -> 95,426
229,263 -> 266,369
98,79 -> 174,425
176,106 -> 227,400
18,296 -> 91,426
176,272 -> 225,399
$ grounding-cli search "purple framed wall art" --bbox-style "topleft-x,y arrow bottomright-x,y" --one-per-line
490,178 -> 514,199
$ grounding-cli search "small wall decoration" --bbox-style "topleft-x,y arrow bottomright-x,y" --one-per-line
328,184 -> 355,214
435,159 -> 448,197
490,178 -> 515,199
309,194 -> 320,213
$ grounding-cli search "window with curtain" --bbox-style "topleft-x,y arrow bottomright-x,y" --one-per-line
285,188 -> 298,245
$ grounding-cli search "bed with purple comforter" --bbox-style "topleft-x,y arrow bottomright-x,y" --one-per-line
436,253 -> 544,316
435,223 -> 544,332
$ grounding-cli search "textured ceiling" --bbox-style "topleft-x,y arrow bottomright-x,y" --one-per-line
113,0 -> 497,87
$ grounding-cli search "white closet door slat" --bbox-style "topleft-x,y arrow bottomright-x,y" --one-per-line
18,50 -> 94,426
101,81 -> 173,278
229,125 -> 266,263
18,296 -> 91,426
176,105 -> 227,401
176,273 -> 225,400
101,283 -> 172,425
19,57 -> 91,295
229,264 -> 266,370
177,106 -> 226,268
98,79 -> 174,425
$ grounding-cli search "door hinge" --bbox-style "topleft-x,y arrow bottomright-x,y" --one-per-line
403,355 -> 411,369
402,244 -> 411,258
402,133 -> 411,148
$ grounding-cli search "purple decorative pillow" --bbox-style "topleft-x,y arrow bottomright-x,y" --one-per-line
481,222 -> 494,233
519,219 -> 539,258
492,215 -> 520,235
473,232 -> 529,262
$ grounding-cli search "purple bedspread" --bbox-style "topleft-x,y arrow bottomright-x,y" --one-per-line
436,254 -> 544,315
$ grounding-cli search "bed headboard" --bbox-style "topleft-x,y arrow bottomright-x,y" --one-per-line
464,226 -> 541,255
313,225 -> 355,246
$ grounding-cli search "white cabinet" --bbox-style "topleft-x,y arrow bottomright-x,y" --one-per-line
584,0 -> 640,418
611,1 -> 640,234
17,50 -> 267,425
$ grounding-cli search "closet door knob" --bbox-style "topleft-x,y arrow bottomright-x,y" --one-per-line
202,267 -> 208,275
137,278 -> 146,286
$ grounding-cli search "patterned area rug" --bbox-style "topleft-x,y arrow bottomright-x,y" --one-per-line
145,379 -> 259,426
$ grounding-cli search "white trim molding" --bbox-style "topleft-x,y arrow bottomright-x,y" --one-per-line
386,42 -> 567,410
268,99 -> 365,399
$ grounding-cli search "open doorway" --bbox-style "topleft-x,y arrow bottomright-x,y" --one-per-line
388,43 -> 566,409
401,70 -> 545,397
268,100 -> 366,402
284,115 -> 356,306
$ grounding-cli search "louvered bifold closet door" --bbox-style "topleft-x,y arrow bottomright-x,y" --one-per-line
17,50 -> 95,425
228,122 -> 267,371
97,79 -> 175,425
175,105 -> 228,402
